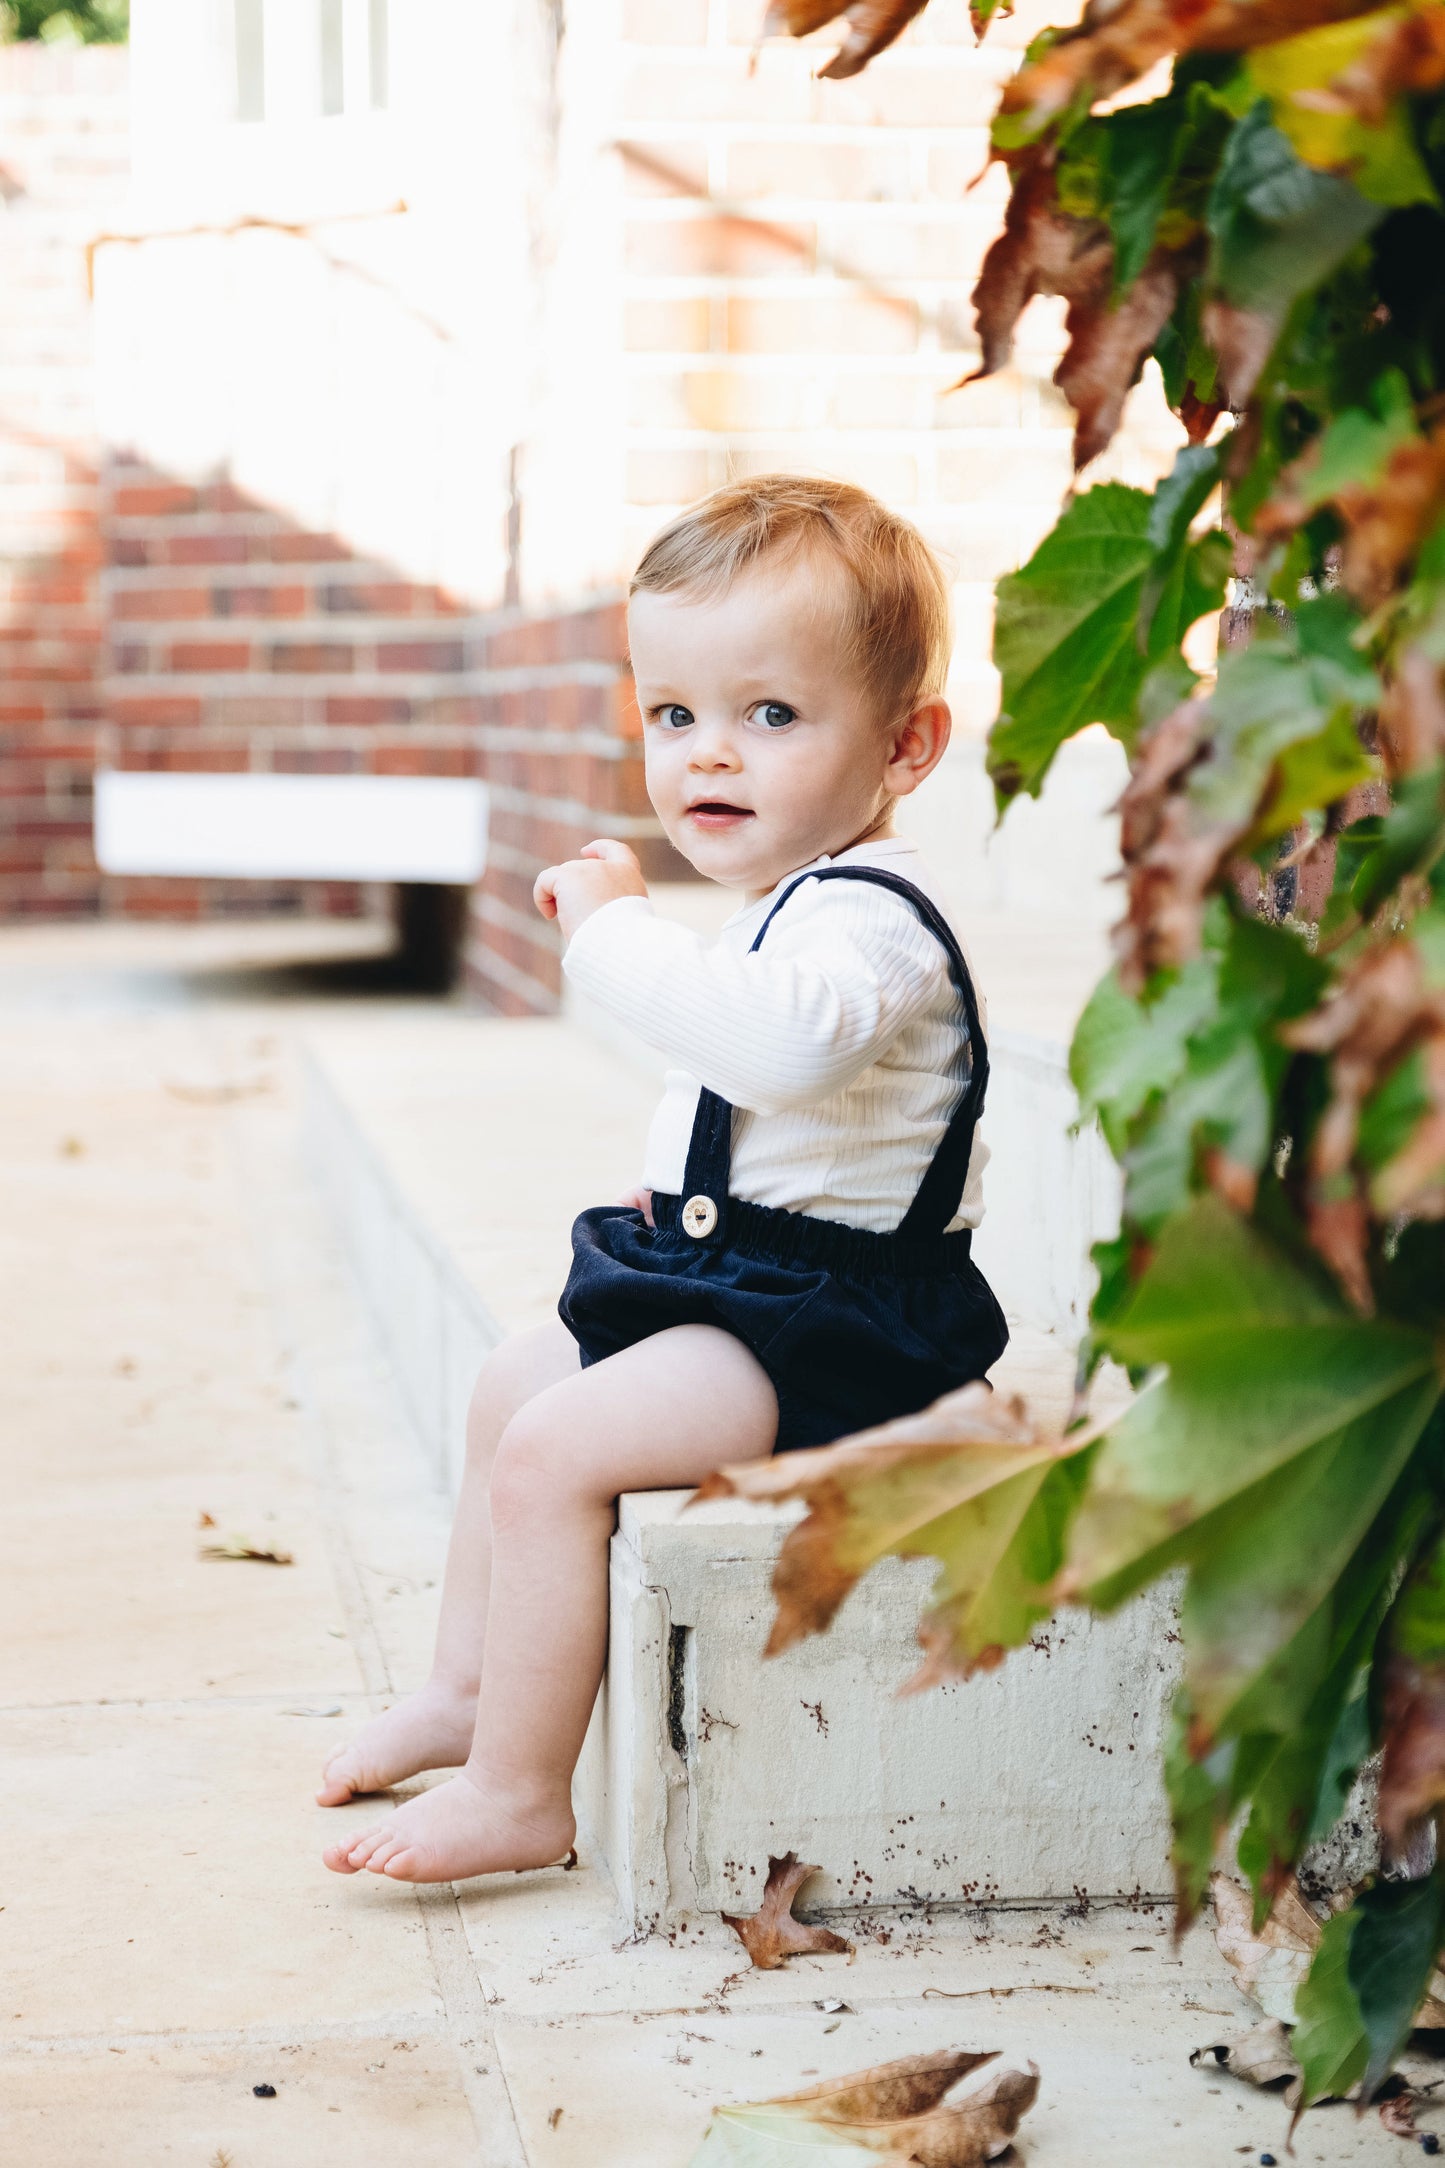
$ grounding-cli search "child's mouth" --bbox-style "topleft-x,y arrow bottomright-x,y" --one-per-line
686,802 -> 755,830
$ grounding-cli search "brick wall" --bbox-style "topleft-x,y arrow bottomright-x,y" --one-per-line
99,453 -> 486,920
466,599 -> 690,1015
0,46 -> 127,916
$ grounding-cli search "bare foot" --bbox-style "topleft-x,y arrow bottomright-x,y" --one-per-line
316,1681 -> 478,1806
322,1770 -> 576,1883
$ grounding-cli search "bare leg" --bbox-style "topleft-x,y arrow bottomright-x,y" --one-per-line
325,1324 -> 778,1880
317,1320 -> 581,1806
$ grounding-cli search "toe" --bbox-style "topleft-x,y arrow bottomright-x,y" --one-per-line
322,1839 -> 363,1875
364,1833 -> 404,1874
345,1823 -> 389,1868
316,1764 -> 359,1807
381,1847 -> 425,1880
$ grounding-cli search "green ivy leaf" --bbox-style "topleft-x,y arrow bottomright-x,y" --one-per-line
1245,15 -> 1439,212
990,478 -> 1227,805
1207,103 -> 1385,314
1292,1905 -> 1368,2108
1351,1873 -> 1445,2099
1074,1199 -> 1436,1605
1070,957 -> 1220,1156
1103,99 -> 1187,289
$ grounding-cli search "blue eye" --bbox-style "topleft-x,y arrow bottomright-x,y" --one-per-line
757,702 -> 796,730
657,704 -> 693,730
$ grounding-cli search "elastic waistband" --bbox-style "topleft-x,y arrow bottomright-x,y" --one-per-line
649,1191 -> 974,1278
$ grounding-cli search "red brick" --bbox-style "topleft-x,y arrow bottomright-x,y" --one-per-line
377,639 -> 467,673
325,696 -> 414,726
167,641 -> 251,671
266,642 -> 356,674
111,585 -> 210,621
214,583 -> 308,618
166,533 -> 250,566
108,696 -> 203,727
269,532 -> 344,563
111,482 -> 198,516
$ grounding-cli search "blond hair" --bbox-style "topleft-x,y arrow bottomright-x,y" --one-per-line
630,474 -> 951,723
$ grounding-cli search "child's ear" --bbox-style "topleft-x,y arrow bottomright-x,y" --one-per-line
885,698 -> 951,797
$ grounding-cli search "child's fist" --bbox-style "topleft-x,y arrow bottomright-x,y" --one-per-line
533,838 -> 648,941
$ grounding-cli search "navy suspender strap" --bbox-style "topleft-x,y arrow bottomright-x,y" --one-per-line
676,866 -> 988,1244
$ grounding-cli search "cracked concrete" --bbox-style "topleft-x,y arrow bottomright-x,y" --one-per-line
0,917 -> 1418,2164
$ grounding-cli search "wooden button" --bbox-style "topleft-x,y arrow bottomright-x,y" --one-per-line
682,1194 -> 718,1239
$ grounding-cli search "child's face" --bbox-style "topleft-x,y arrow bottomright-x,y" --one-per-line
629,554 -> 944,894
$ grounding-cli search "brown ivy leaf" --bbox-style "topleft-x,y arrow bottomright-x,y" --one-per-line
1201,297 -> 1282,413
696,1382 -> 1054,1657
1379,2086 -> 1424,2137
1113,696 -> 1248,992
1379,1650 -> 1445,1854
1261,426 -> 1445,609
966,154 -> 1189,467
1380,646 -> 1445,778
1299,1 -> 1445,127
762,0 -> 930,78
1282,937 -> 1445,1302
721,1852 -> 854,1969
998,0 -> 1388,145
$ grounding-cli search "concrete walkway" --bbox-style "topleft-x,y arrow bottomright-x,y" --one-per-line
0,919 -> 1411,2165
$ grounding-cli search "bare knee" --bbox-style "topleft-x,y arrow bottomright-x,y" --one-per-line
464,1326 -> 573,1473
489,1399 -> 610,1534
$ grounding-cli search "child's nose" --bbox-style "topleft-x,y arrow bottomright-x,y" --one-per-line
687,721 -> 741,768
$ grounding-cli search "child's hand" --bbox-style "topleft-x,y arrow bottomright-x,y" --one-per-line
533,839 -> 648,942
615,1185 -> 655,1226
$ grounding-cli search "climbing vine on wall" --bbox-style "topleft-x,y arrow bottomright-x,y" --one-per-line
718,0 -> 1445,2116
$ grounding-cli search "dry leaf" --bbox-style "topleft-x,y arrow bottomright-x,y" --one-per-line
696,1381 -> 1057,1662
1191,2018 -> 1303,2108
1114,696 -> 1248,992
1380,648 -> 1445,778
997,0 -> 1388,145
1303,3 -> 1445,129
1380,1649 -> 1445,1856
1380,2087 -> 1423,2136
965,154 -> 1188,469
164,1077 -> 274,1105
1211,1873 -> 1320,2023
690,2049 -> 1040,2166
762,0 -> 930,78
1262,426 -> 1445,610
197,1510 -> 216,1529
722,1853 -> 855,1970
1282,937 -> 1445,1301
198,1536 -> 294,1565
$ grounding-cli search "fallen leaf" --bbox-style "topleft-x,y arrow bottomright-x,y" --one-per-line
1380,2087 -> 1422,2136
59,1135 -> 85,1158
1190,2017 -> 1303,2108
198,1536 -> 295,1565
282,1703 -> 342,1718
1211,1874 -> 1320,2023
762,0 -> 930,78
164,1077 -> 274,1104
689,2049 -> 1039,2167
722,1854 -> 855,1970
197,1510 -> 216,1529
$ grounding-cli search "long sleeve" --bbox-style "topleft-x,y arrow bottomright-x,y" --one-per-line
561,883 -> 953,1116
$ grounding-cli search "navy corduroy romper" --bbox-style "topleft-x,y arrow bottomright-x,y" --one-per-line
559,865 -> 1009,1451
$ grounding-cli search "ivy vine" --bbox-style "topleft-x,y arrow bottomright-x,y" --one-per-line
749,0 -> 1445,2117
